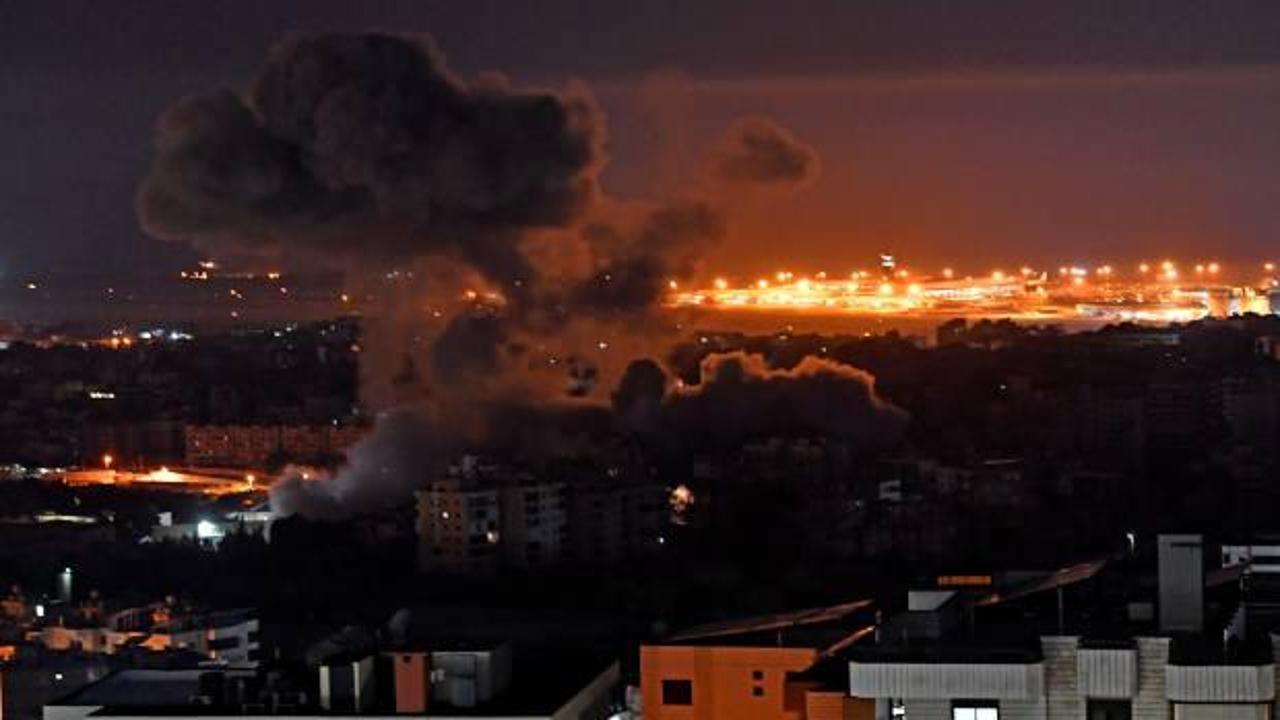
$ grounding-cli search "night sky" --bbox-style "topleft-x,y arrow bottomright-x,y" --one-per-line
6,1 -> 1280,280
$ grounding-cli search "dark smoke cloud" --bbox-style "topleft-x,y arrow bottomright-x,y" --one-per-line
138,32 -> 604,284
570,201 -> 725,314
711,117 -> 820,192
155,33 -> 835,519
613,358 -> 669,433
646,351 -> 906,447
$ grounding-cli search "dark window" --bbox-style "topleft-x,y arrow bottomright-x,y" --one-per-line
753,686 -> 765,697
662,679 -> 693,706
752,670 -> 764,681
1088,700 -> 1131,720
208,636 -> 241,650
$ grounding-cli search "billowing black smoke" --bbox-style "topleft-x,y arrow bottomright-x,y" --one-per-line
569,201 -> 725,314
138,32 -> 604,283
615,352 -> 907,448
137,31 -> 847,519
711,117 -> 820,192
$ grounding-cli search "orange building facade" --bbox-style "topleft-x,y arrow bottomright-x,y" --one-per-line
641,644 -> 873,720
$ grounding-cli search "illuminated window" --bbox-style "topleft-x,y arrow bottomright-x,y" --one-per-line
953,702 -> 999,720
662,679 -> 693,706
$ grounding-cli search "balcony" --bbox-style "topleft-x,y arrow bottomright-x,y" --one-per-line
848,646 -> 1044,699
1166,636 -> 1275,703
1077,646 -> 1137,699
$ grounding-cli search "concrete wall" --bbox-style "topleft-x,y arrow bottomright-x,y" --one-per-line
1132,638 -> 1171,720
1043,637 -> 1083,720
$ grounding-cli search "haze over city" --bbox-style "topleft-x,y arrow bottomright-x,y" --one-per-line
4,4 -> 1280,720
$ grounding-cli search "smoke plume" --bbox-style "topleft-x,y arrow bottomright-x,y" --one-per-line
616,352 -> 907,448
138,32 -> 604,283
270,410 -> 452,519
137,31 -> 857,519
710,117 -> 820,192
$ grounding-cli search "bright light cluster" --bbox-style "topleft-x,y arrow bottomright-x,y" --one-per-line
669,261 -> 1280,323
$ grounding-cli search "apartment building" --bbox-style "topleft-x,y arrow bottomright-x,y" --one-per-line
848,536 -> 1278,720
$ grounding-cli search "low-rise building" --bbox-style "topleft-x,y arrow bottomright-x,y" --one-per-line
641,600 -> 876,720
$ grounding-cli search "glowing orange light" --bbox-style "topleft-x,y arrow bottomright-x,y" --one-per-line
102,454 -> 114,470
942,268 -> 954,279
1139,263 -> 1150,273
714,277 -> 729,290
878,282 -> 894,296
1208,262 -> 1220,275
756,279 -> 769,289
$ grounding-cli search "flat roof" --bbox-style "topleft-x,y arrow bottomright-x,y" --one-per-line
51,669 -> 212,708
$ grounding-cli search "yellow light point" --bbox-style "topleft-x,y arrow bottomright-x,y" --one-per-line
1161,260 -> 1175,271
797,279 -> 812,292
1139,263 -> 1150,273
991,270 -> 1005,282
756,279 -> 769,289
775,271 -> 788,282
245,474 -> 256,488
896,269 -> 909,279
907,283 -> 922,296
878,282 -> 894,296
340,293 -> 351,303
1195,264 -> 1205,274
667,280 -> 678,290
266,271 -> 281,281
102,454 -> 114,470
942,268 -> 954,279
1163,268 -> 1179,281
1208,262 -> 1220,274
1266,262 -> 1276,272
1058,267 -> 1068,275
1072,276 -> 1085,286
463,289 -> 478,301
1020,267 -> 1033,277
714,277 -> 729,290
815,271 -> 827,280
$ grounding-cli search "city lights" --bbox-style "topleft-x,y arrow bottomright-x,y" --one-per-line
668,259 -> 1276,323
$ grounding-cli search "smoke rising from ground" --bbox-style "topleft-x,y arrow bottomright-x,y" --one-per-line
710,117 -> 820,192
616,351 -> 907,447
270,409 -> 451,519
134,31 -> 872,518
